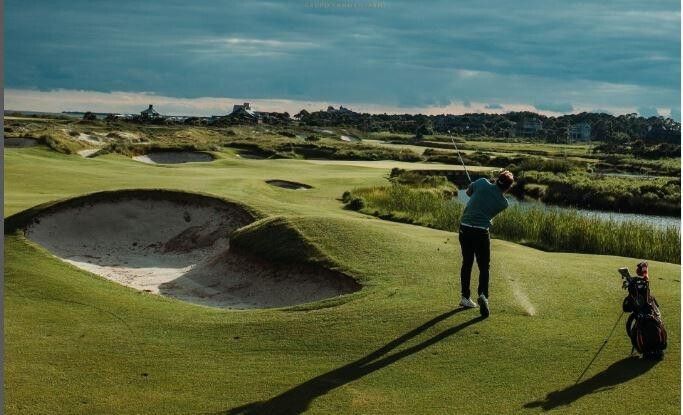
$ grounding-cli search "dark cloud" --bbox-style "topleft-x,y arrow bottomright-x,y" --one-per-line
5,0 -> 680,112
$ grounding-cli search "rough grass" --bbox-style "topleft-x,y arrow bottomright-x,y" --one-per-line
347,185 -> 681,264
225,135 -> 423,162
517,171 -> 680,216
596,155 -> 681,177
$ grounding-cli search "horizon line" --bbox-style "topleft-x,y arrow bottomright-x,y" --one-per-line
4,88 -> 678,120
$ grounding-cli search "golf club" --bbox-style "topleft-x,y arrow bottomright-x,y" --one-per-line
449,132 -> 471,184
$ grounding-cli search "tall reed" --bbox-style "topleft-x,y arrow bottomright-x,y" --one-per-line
348,185 -> 680,264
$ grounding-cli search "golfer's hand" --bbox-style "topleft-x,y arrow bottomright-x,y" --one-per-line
466,183 -> 474,197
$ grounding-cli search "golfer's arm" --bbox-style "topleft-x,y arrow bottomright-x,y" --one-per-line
466,183 -> 474,197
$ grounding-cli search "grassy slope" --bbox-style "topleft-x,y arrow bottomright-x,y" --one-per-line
4,147 -> 680,414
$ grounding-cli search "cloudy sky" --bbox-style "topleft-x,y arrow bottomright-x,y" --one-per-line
5,0 -> 681,118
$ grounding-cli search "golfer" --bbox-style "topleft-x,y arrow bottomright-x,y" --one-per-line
458,170 -> 514,317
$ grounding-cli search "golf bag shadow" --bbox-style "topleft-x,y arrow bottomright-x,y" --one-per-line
620,263 -> 667,360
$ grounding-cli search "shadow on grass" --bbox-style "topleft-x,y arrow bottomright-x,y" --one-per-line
524,356 -> 659,411
216,308 -> 483,415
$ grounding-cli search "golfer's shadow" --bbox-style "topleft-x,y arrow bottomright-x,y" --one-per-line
216,308 -> 482,415
524,356 -> 659,411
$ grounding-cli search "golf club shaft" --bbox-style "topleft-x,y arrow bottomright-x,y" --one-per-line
574,311 -> 624,384
450,136 -> 471,183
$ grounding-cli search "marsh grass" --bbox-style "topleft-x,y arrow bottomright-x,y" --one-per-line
517,171 -> 681,216
348,185 -> 680,263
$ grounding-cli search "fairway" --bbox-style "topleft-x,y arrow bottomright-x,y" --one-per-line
4,147 -> 680,414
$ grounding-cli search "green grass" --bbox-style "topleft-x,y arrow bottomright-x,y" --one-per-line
4,146 -> 681,414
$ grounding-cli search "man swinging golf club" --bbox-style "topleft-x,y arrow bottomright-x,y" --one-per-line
458,170 -> 514,317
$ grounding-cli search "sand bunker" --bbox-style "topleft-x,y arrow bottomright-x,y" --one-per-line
78,149 -> 99,158
5,138 -> 38,147
24,191 -> 358,308
133,151 -> 214,164
266,180 -> 313,190
76,133 -> 107,145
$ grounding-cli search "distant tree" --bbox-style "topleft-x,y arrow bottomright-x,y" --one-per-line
415,124 -> 432,140
82,111 -> 97,121
294,109 -> 309,120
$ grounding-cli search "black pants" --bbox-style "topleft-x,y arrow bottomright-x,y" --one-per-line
459,225 -> 491,299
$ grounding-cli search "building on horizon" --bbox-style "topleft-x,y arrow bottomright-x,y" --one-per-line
140,104 -> 161,119
326,105 -> 355,114
230,102 -> 261,123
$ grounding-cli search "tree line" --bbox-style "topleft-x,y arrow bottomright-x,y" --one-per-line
296,109 -> 681,144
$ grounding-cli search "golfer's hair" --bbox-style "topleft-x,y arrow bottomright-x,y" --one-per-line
496,180 -> 512,191
496,170 -> 514,191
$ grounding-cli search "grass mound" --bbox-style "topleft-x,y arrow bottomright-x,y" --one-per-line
231,216 -> 330,265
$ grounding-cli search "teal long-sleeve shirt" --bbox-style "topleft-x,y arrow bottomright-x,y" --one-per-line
460,178 -> 509,229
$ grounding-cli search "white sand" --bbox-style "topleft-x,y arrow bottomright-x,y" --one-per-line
78,149 -> 99,158
77,133 -> 105,145
133,151 -> 214,164
25,196 -> 358,308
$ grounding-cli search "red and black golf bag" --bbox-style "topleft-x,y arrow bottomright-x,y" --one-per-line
620,262 -> 667,359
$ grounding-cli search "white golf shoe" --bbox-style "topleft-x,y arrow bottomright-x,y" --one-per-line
459,296 -> 477,308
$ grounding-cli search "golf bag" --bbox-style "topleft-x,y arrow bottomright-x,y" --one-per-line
620,263 -> 667,359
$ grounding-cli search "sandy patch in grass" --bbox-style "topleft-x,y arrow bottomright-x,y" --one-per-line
76,133 -> 106,145
133,151 -> 214,164
78,149 -> 99,158
106,131 -> 144,141
24,192 -> 358,308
